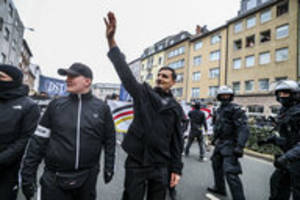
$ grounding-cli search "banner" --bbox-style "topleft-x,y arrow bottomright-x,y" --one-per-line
39,75 -> 68,97
107,100 -> 134,133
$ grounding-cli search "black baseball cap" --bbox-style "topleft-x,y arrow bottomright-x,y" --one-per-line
58,63 -> 93,79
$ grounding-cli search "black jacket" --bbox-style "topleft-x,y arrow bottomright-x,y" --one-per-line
21,92 -> 115,185
188,109 -> 207,136
0,85 -> 40,169
213,103 -> 249,155
108,47 -> 184,174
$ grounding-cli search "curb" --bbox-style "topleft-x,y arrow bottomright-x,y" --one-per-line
244,148 -> 274,162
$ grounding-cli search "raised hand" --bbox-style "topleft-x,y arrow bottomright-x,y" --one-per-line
104,12 -> 117,48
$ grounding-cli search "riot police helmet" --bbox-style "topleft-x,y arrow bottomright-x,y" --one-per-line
216,85 -> 234,102
274,80 -> 299,106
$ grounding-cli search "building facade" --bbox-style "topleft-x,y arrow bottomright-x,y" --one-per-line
128,57 -> 142,83
0,0 -> 24,66
92,82 -> 120,100
20,39 -> 35,92
227,0 -> 299,116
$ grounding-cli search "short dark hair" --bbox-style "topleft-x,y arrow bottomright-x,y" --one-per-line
158,66 -> 177,81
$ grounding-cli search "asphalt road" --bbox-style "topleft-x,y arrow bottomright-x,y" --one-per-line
18,138 -> 274,200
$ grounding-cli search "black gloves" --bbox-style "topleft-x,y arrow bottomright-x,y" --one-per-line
274,155 -> 288,169
234,146 -> 244,158
257,136 -> 276,146
104,170 -> 114,184
22,183 -> 35,200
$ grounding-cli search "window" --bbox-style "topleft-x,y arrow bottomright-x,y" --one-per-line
245,80 -> 254,92
210,50 -> 220,61
270,105 -> 280,115
169,59 -> 185,69
248,105 -> 264,113
146,57 -> 154,69
194,41 -> 203,50
234,39 -> 242,50
180,34 -> 186,40
4,28 -> 10,41
245,55 -> 255,67
192,71 -> 201,81
191,88 -> 200,98
209,68 -> 219,78
167,46 -> 185,58
8,4 -> 13,17
233,58 -> 242,69
169,40 -> 175,45
260,30 -> 271,43
158,44 -> 163,51
246,0 -> 256,10
275,47 -> 288,62
158,57 -> 163,65
260,9 -> 271,23
234,22 -> 243,33
277,1 -> 288,17
0,53 -> 6,64
209,86 -> 218,97
176,73 -> 184,83
193,56 -> 202,66
0,18 -> 3,31
146,73 -> 153,80
261,0 -> 270,3
276,24 -> 289,39
12,39 -> 16,50
275,77 -> 287,82
246,16 -> 256,29
232,82 -> 240,94
259,52 -> 270,65
259,79 -> 269,91
211,34 -> 220,44
172,88 -> 183,97
246,35 -> 255,47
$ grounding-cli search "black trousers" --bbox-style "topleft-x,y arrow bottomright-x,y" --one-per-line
288,160 -> 300,200
122,157 -> 169,200
40,167 -> 99,200
211,152 -> 245,200
185,131 -> 205,158
269,169 -> 291,200
0,164 -> 19,200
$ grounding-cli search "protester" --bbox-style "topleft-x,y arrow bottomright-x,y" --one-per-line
185,101 -> 208,161
207,86 -> 249,200
0,64 -> 40,200
105,12 -> 185,200
21,63 -> 116,200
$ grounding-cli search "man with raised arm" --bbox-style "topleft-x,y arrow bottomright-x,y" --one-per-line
105,12 -> 185,200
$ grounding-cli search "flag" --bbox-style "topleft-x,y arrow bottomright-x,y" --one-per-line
107,100 -> 134,133
39,75 -> 68,97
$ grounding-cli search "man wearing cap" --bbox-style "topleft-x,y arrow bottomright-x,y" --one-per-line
0,64 -> 40,200
21,63 -> 116,200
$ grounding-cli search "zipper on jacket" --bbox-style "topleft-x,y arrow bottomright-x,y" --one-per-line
75,94 -> 82,170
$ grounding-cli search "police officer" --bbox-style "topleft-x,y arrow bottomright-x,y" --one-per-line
21,63 -> 116,200
0,64 -> 40,200
258,80 -> 300,200
185,101 -> 208,161
207,86 -> 249,200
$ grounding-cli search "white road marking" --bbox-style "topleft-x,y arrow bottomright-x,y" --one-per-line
206,193 -> 220,200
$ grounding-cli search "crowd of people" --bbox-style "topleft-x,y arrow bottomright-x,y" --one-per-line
0,11 -> 300,200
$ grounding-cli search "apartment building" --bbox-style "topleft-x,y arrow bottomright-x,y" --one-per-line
128,57 -> 142,83
227,0 -> 299,116
188,25 -> 227,102
0,0 -> 24,65
164,31 -> 192,101
92,82 -> 120,100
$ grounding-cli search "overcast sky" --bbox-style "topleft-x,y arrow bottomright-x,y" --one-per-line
14,0 -> 241,83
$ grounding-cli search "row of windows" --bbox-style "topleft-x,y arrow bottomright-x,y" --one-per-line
190,86 -> 219,98
232,47 -> 288,69
167,46 -> 185,59
169,59 -> 185,70
177,68 -> 220,83
232,77 -> 287,93
193,34 -> 220,51
233,24 -> 289,51
192,50 -> 220,67
234,1 -> 288,33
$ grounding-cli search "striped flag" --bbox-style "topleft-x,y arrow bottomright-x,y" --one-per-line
107,100 -> 134,133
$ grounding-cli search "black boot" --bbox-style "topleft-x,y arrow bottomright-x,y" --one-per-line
207,187 -> 227,196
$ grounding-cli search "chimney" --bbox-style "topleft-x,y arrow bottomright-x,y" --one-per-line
196,25 -> 202,35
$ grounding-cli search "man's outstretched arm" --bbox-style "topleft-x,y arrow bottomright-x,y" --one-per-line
104,12 -> 143,99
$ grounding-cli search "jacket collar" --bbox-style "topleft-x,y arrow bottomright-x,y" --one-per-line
69,90 -> 93,100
